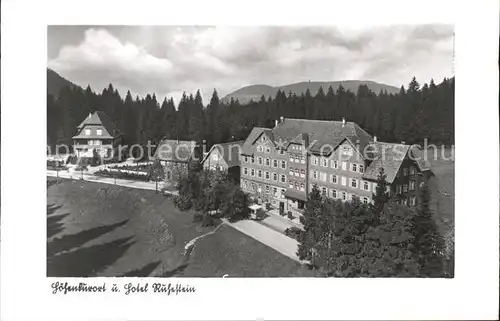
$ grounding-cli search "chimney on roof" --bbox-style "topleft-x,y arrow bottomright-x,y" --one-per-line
302,133 -> 309,148
88,112 -> 92,119
341,117 -> 346,127
373,136 -> 377,142
401,141 -> 405,145
275,120 -> 278,128
280,116 -> 284,123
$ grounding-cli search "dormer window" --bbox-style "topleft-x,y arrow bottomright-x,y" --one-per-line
96,129 -> 102,136
262,136 -> 266,142
85,129 -> 91,136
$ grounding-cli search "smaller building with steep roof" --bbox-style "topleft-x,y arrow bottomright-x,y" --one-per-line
72,111 -> 122,158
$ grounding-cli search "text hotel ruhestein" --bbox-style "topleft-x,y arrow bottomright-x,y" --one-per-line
51,282 -> 196,295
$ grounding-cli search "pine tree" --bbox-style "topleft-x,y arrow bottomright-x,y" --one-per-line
371,168 -> 389,216
412,182 -> 446,277
297,185 -> 324,267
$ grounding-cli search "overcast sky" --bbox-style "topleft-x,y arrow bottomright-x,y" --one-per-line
48,25 -> 454,105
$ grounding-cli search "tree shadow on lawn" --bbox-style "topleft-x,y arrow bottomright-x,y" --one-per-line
157,263 -> 188,277
120,261 -> 162,277
47,236 -> 135,277
47,204 -> 63,215
47,219 -> 130,257
47,212 -> 70,238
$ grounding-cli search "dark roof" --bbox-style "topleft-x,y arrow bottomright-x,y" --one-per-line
284,189 -> 307,202
362,142 -> 410,183
241,127 -> 271,155
73,111 -> 119,139
242,118 -> 374,157
153,139 -> 197,163
202,140 -> 244,167
409,146 -> 432,172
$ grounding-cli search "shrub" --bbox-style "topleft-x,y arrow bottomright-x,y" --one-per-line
173,194 -> 192,211
94,169 -> 150,182
201,214 -> 217,227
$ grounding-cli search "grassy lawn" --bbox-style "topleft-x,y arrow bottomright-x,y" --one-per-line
427,148 -> 454,236
47,178 -> 314,277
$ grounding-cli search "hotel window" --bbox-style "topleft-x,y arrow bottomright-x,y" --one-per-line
351,178 -> 358,188
301,156 -> 306,164
88,140 -> 94,145
273,159 -> 278,168
257,146 -> 263,152
295,182 -> 299,190
312,170 -> 318,180
363,197 -> 369,205
289,155 -> 294,162
341,162 -> 347,170
265,158 -> 270,166
331,160 -> 338,169
280,174 -> 286,183
244,156 -> 248,163
265,185 -> 270,194
342,192 -> 347,201
341,176 -> 347,186
320,172 -> 327,182
281,189 -> 286,198
265,146 -> 271,153
321,187 -> 327,195
273,187 -> 278,197
403,168 -> 409,176
85,129 -> 91,135
312,156 -> 318,165
331,189 -> 337,198
279,149 -> 286,155
295,169 -> 300,177
397,185 -> 402,194
289,168 -> 293,176
258,170 -> 262,178
251,168 -> 255,177
402,198 -> 408,206
96,129 -> 102,136
212,153 -> 219,161
251,157 -> 255,164
243,167 -> 248,175
352,163 -> 357,172
410,196 -> 417,206
262,136 -> 267,142
321,157 -> 328,167
295,155 -> 301,163
359,165 -> 364,173
403,184 -> 408,193
363,181 -> 369,191
410,166 -> 416,175
300,183 -> 305,192
273,173 -> 278,181
300,169 -> 305,178
257,185 -> 262,193
243,180 -> 248,189
410,180 -> 416,191
289,181 -> 294,189
258,157 -> 263,165
265,171 -> 270,180
331,174 -> 338,184
281,160 -> 286,169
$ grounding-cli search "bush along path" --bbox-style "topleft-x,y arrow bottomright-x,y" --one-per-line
183,221 -> 226,255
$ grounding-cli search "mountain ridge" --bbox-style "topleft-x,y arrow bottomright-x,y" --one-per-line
47,68 -> 81,97
221,80 -> 400,105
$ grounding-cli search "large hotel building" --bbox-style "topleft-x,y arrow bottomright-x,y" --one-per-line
239,117 -> 432,217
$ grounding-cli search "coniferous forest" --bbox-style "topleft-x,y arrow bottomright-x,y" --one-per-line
47,76 -> 454,152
